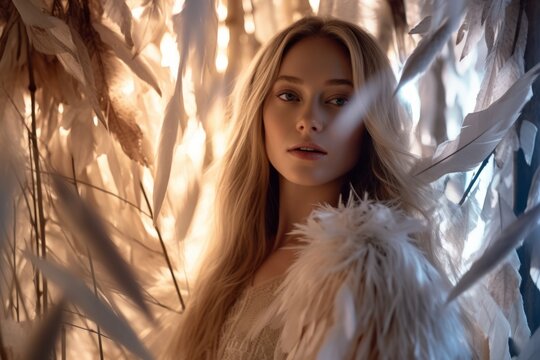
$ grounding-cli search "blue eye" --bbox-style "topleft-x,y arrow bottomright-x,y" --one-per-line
278,92 -> 299,102
328,97 -> 349,106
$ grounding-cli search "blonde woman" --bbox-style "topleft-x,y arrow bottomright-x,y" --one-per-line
166,16 -> 471,359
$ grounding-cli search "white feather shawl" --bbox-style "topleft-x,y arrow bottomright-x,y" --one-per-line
250,198 -> 472,360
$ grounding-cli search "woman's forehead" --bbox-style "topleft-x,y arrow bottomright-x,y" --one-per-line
277,36 -> 353,83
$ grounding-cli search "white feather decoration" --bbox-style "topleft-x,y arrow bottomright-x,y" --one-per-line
413,62 -> 540,182
250,198 -> 471,359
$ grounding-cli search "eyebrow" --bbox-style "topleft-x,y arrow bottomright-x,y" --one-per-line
275,75 -> 353,87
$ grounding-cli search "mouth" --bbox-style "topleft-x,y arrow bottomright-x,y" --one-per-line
287,143 -> 327,160
287,143 -> 328,155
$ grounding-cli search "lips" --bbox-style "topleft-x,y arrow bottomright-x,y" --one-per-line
287,143 -> 327,160
287,143 -> 327,154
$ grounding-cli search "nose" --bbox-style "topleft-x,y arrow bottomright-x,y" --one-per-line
296,100 -> 323,133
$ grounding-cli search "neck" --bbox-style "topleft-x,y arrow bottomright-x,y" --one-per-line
275,176 -> 342,247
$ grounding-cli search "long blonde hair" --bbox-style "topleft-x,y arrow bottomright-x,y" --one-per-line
166,16 -> 432,359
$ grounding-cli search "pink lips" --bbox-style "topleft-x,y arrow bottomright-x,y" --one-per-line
287,143 -> 327,160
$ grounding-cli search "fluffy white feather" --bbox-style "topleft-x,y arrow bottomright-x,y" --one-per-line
250,198 -> 471,359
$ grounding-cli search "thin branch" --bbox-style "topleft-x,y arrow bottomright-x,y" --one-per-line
71,157 -> 105,360
26,34 -> 48,313
140,182 -> 185,310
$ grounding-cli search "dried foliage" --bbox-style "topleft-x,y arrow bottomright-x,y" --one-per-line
0,0 -> 539,358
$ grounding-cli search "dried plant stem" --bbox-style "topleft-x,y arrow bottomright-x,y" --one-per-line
139,182 -> 185,310
71,157 -> 105,360
27,43 -> 48,313
12,204 -> 20,322
0,321 -> 9,360
27,135 -> 41,315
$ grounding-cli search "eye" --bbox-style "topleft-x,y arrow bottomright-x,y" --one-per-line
327,96 -> 349,106
277,91 -> 299,102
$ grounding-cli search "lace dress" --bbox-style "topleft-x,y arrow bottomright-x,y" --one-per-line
217,276 -> 286,359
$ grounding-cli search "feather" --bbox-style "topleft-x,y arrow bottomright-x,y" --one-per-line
332,77 -> 381,134
26,254 -> 153,360
458,0 -> 484,60
23,299 -> 66,360
413,62 -> 540,182
447,202 -> 540,303
517,326 -> 540,360
93,22 -> 162,96
250,198 -> 470,359
51,175 -> 152,320
396,0 -> 466,91
102,0 -> 134,47
152,80 -> 185,221
519,120 -> 537,166
409,15 -> 431,35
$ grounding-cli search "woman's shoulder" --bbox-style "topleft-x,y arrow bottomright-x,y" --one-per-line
250,198 -> 473,359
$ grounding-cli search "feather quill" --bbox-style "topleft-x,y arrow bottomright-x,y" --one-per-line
413,63 -> 540,182
26,254 -> 153,360
447,202 -> 540,303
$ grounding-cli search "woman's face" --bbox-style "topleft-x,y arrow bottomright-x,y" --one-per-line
263,36 -> 365,187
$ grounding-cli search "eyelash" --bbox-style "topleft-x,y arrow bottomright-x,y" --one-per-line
276,91 -> 349,106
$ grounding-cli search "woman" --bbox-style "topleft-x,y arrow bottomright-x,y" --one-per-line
166,16 -> 471,359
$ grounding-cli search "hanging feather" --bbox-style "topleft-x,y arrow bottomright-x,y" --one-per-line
102,0 -> 134,47
519,120 -> 537,165
396,0 -> 466,91
413,63 -> 540,182
447,202 -> 540,303
457,0 -> 484,60
250,198 -> 471,359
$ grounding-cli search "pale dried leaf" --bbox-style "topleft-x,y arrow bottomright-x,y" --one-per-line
173,0 -> 217,77
93,23 -> 161,96
447,202 -> 540,303
152,82 -> 185,220
133,0 -> 165,55
11,0 -> 56,28
103,0 -> 134,47
23,300 -> 65,360
108,98 -> 152,166
26,254 -> 153,360
52,176 -> 152,319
